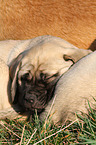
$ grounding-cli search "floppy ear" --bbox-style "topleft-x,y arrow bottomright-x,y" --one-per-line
9,53 -> 24,103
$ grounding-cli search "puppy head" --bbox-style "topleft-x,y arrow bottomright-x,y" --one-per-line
9,50 -> 74,114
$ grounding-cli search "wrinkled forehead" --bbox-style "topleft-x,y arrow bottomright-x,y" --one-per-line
27,40 -> 77,59
19,42 -> 74,78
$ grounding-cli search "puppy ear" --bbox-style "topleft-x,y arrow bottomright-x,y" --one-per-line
9,53 -> 24,103
63,54 -> 75,64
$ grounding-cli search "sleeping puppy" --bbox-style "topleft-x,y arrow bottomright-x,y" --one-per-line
9,36 -> 92,116
40,51 -> 96,124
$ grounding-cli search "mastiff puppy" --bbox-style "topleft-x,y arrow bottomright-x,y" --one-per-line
9,36 -> 91,116
40,51 -> 96,124
0,35 -> 91,119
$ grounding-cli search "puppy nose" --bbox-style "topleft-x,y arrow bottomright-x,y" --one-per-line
25,93 -> 37,103
29,98 -> 34,103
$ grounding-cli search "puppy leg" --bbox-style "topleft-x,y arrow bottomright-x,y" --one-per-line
0,58 -> 11,110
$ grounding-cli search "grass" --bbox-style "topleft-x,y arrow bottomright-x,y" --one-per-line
0,100 -> 96,145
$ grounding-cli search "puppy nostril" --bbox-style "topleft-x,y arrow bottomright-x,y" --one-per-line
30,99 -> 34,103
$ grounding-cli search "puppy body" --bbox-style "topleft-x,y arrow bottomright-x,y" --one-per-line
40,51 -> 96,124
0,58 -> 10,110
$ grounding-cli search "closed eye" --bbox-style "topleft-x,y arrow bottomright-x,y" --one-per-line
21,73 -> 30,81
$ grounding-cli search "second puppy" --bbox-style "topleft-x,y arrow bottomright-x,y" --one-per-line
40,51 -> 96,124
